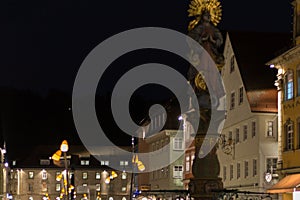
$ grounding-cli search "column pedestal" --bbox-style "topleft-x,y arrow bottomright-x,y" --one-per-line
189,178 -> 223,200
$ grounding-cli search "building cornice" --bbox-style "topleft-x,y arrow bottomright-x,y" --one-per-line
266,45 -> 300,67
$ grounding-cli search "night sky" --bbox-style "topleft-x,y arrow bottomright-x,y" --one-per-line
0,0 -> 294,158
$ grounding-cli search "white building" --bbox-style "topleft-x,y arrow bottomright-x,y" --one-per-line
216,32 -> 290,197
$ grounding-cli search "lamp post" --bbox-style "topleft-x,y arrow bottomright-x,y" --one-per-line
52,140 -> 70,200
130,136 -> 145,200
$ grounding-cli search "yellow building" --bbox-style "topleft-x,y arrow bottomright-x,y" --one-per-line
266,1 -> 300,199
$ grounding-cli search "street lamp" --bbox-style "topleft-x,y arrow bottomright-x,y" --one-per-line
52,140 -> 70,200
130,137 -> 145,200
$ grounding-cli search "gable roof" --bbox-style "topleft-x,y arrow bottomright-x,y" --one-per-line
247,88 -> 278,113
228,31 -> 292,91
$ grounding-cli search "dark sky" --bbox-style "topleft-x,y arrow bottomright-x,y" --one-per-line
0,0 -> 293,94
0,0 -> 294,158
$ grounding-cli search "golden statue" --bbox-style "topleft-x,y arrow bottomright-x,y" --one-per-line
187,0 -> 224,91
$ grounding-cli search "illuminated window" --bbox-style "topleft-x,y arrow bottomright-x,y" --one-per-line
122,172 -> 127,179
120,161 -> 128,166
82,172 -> 88,180
95,172 -> 101,180
42,170 -> 47,180
173,166 -> 183,178
285,120 -> 294,151
100,161 -> 109,166
56,184 -> 61,192
185,156 -> 190,172
28,171 -> 34,179
267,121 -> 274,137
285,70 -> 294,100
173,135 -> 184,150
81,160 -> 90,165
96,184 -> 100,191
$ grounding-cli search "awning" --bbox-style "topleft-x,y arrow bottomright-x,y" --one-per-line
267,174 -> 300,193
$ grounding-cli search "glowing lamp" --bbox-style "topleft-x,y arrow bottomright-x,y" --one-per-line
111,171 -> 118,178
60,140 -> 69,152
137,161 -> 145,172
105,177 -> 111,184
52,150 -> 62,161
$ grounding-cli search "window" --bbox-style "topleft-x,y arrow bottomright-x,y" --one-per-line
235,128 -> 240,143
285,120 -> 294,150
230,165 -> 233,180
230,55 -> 235,73
101,161 -> 109,166
285,70 -> 294,100
28,171 -> 34,179
173,133 -> 183,150
28,183 -> 33,192
229,131 -> 233,140
230,92 -> 235,110
252,121 -> 256,137
40,159 -> 50,166
173,166 -> 183,178
96,184 -> 101,191
80,160 -> 90,166
243,125 -> 248,141
120,161 -> 129,166
82,172 -> 88,180
223,166 -> 226,181
239,87 -> 244,104
56,184 -> 61,192
244,161 -> 249,178
185,156 -> 190,172
95,172 -> 101,180
191,153 -> 195,167
121,187 -> 127,192
253,159 -> 257,176
267,158 -> 277,173
122,172 -> 127,179
237,163 -> 240,179
267,121 -> 274,137
42,170 -> 47,180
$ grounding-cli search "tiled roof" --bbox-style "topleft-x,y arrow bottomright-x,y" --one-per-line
246,88 -> 278,113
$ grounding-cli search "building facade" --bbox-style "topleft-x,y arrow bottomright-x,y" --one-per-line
8,145 -> 132,200
266,1 -> 300,199
213,31 -> 292,199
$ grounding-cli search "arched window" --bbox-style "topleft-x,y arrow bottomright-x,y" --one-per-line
284,70 -> 294,100
285,119 -> 294,151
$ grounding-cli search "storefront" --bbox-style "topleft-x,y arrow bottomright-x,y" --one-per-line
267,174 -> 300,200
